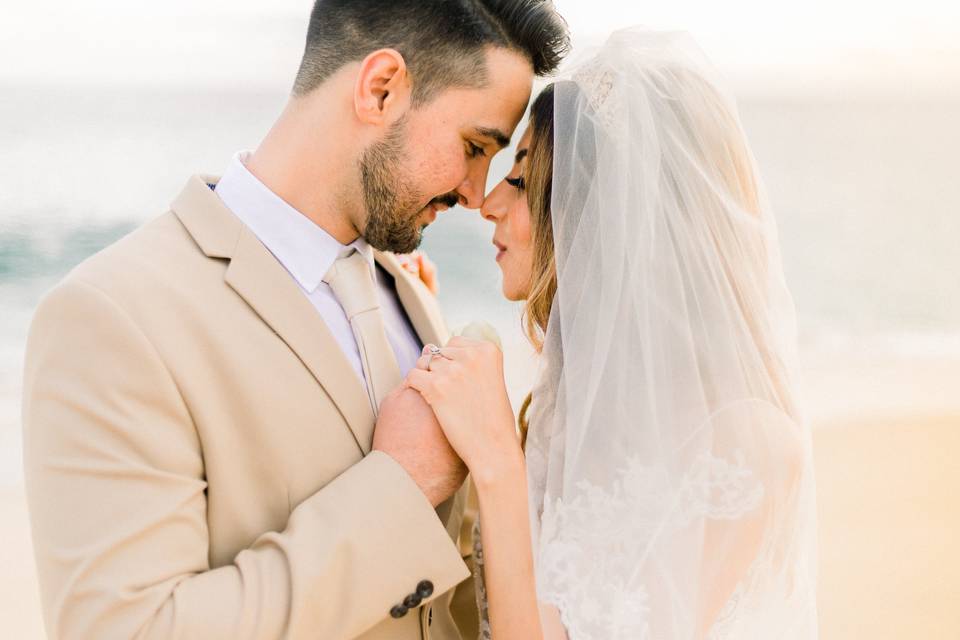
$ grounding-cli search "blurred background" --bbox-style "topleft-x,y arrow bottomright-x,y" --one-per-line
2,1 -> 958,637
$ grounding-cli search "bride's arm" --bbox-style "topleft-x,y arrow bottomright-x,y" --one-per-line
473,454 -> 568,640
539,603 -> 568,639
405,339 -> 569,640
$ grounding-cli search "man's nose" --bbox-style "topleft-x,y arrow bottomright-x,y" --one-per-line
456,160 -> 492,210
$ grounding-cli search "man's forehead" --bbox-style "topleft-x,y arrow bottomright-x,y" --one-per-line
454,92 -> 531,146
442,53 -> 533,139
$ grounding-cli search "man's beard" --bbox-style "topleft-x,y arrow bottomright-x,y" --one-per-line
359,117 -> 460,253
358,116 -> 430,254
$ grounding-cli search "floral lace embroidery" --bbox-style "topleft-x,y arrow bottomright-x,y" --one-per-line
534,452 -> 765,639
681,451 -> 766,520
572,61 -> 623,131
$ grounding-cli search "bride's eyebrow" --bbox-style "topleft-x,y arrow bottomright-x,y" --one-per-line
514,148 -> 528,165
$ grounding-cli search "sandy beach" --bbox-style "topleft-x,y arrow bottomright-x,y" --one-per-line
814,414 -> 960,639
804,352 -> 960,638
2,354 -> 959,638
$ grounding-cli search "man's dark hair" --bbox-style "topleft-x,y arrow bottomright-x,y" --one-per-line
292,0 -> 570,105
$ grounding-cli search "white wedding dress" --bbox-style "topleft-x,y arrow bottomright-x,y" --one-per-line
471,28 -> 817,639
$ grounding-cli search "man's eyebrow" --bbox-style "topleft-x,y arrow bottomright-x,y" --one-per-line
474,127 -> 511,149
515,148 -> 528,165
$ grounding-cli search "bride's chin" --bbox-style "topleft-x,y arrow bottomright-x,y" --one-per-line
497,262 -> 529,301
500,280 -> 528,302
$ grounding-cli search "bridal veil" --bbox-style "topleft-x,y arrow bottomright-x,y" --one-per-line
523,28 -> 818,638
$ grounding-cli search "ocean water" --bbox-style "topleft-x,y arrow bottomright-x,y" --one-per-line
2,84 -> 959,485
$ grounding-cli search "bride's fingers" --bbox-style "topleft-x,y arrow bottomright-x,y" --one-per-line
405,368 -> 435,402
423,343 -> 462,363
417,254 -> 439,294
425,355 -> 454,374
418,354 -> 455,373
422,343 -> 455,360
429,346 -> 479,363
414,354 -> 431,371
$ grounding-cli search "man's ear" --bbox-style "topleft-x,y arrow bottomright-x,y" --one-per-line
354,48 -> 411,125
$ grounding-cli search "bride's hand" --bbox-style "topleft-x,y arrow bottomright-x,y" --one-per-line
405,337 -> 521,477
399,251 -> 439,294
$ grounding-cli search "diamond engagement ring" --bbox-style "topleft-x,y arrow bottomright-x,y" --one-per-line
426,344 -> 443,369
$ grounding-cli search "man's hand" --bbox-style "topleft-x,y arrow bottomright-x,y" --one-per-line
373,387 -> 467,507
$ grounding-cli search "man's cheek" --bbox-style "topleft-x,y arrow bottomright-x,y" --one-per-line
414,141 -> 465,192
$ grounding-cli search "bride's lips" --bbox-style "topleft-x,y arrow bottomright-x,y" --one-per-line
493,239 -> 507,262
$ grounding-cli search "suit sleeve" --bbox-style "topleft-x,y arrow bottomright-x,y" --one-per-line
22,279 -> 469,640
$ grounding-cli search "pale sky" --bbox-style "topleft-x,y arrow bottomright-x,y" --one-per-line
2,0 -> 958,93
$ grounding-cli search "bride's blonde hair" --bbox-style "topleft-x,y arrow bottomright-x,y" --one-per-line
517,84 -> 557,446
521,84 -> 559,354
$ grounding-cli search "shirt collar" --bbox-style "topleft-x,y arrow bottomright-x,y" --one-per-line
214,151 -> 374,292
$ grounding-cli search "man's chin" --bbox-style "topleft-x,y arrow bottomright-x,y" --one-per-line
367,226 -> 423,255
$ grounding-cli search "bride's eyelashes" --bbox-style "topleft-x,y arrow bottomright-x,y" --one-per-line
505,175 -> 526,191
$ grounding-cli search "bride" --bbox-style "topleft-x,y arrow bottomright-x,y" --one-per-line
405,28 -> 817,639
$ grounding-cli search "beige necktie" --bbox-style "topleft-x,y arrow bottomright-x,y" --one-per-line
324,249 -> 402,416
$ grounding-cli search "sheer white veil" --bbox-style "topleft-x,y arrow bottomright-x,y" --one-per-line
523,28 -> 817,638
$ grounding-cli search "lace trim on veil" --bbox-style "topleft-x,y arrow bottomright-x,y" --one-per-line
533,451 -> 765,639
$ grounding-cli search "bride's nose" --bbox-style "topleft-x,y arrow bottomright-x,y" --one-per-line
480,180 -> 509,222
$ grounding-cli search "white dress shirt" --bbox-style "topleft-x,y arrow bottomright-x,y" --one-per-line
214,151 -> 423,387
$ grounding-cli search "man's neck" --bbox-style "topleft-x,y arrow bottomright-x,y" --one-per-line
246,98 -> 361,246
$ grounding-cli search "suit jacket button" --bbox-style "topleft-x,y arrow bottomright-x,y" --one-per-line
416,580 -> 434,598
390,604 -> 408,619
403,593 -> 422,608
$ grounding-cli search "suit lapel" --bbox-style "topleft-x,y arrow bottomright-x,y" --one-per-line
225,229 -> 376,452
172,176 -> 376,454
375,251 -> 449,347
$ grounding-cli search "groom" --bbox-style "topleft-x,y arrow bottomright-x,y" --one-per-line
21,1 -> 568,638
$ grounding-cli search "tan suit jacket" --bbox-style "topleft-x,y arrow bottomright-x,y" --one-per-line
22,176 -> 478,639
